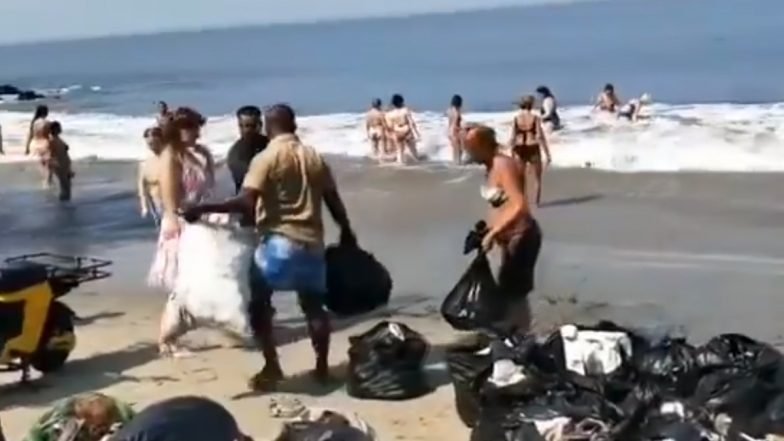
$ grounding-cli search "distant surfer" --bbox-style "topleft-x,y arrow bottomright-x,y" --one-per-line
536,86 -> 562,131
510,96 -> 552,206
447,94 -> 464,164
618,93 -> 652,122
385,94 -> 421,164
365,98 -> 388,160
594,83 -> 621,113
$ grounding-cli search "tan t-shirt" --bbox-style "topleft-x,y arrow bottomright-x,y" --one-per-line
242,133 -> 336,247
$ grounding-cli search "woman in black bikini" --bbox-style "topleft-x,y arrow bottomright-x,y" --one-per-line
510,95 -> 552,206
463,124 -> 542,333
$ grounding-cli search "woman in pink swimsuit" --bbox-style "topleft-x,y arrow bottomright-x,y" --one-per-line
147,107 -> 214,356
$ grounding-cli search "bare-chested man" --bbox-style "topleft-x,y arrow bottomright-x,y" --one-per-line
365,98 -> 388,160
385,94 -> 421,164
447,94 -> 464,164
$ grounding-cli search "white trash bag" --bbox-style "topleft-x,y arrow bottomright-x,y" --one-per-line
163,214 -> 256,339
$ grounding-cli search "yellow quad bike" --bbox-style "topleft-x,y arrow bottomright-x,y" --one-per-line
0,253 -> 111,383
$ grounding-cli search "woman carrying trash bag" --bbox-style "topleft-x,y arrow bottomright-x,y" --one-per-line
462,124 -> 542,333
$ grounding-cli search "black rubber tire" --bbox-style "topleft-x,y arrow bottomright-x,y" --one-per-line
31,301 -> 75,373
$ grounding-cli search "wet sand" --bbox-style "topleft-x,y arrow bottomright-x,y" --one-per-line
2,159 -> 784,439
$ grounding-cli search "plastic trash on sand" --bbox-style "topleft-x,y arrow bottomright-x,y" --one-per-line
325,242 -> 392,317
347,321 -> 432,400
168,215 -> 256,338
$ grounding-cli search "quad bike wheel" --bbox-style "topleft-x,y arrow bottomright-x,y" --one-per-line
30,301 -> 76,373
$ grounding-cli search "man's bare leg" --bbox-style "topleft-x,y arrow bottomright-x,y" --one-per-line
299,293 -> 331,382
248,288 -> 284,391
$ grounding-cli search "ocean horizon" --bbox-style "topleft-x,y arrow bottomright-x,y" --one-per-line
1,0 -> 783,171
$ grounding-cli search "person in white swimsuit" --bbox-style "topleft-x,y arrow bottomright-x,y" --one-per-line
385,94 -> 421,164
365,98 -> 388,160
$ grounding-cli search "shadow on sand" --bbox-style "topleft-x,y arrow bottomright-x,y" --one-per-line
539,194 -> 603,208
0,343 -> 168,410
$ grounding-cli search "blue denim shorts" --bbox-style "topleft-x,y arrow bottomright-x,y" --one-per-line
252,234 -> 327,294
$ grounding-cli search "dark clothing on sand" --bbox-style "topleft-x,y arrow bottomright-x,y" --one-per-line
227,134 -> 269,193
110,397 -> 242,441
498,219 -> 542,298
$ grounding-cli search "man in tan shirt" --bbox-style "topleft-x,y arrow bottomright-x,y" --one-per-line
184,104 -> 355,391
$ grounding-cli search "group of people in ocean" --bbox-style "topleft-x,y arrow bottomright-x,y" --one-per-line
363,83 -> 649,205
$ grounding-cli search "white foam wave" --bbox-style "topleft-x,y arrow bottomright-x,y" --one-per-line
2,102 -> 784,172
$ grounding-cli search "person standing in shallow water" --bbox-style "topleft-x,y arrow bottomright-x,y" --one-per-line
447,94 -> 464,164
48,121 -> 74,201
594,83 -> 621,113
463,124 -> 542,334
183,104 -> 356,391
227,105 -> 269,194
536,86 -> 561,132
510,95 -> 552,206
365,98 -> 388,160
385,94 -> 421,164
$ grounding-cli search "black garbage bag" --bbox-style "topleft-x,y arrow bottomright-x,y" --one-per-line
693,367 -> 780,420
638,419 -> 714,441
274,422 -> 372,441
325,243 -> 392,317
696,333 -> 783,379
441,252 -> 505,332
470,420 -> 545,441
737,391 -> 784,438
347,321 -> 432,400
445,335 -> 494,427
636,338 -> 700,397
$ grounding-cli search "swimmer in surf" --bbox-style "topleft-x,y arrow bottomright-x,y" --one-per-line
510,95 -> 552,206
594,83 -> 621,113
365,98 -> 388,160
385,94 -> 421,164
536,86 -> 561,131
156,101 -> 171,127
618,93 -> 652,122
447,94 -> 464,164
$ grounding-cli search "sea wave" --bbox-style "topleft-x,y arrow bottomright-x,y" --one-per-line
2,102 -> 784,172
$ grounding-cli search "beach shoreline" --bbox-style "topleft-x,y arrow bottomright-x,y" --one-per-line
2,159 -> 784,439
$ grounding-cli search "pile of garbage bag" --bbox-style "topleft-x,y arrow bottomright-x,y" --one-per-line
445,322 -> 784,440
347,321 -> 433,401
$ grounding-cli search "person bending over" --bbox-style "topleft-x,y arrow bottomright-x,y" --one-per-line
464,124 -> 542,334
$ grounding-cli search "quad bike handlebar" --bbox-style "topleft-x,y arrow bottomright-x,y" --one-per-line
3,253 -> 112,296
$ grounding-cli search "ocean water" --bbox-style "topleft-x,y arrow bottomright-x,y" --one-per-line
1,0 -> 783,171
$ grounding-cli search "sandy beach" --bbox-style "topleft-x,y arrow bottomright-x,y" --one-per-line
2,159 -> 784,440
